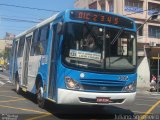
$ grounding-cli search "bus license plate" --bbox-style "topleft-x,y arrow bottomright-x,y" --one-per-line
96,97 -> 111,103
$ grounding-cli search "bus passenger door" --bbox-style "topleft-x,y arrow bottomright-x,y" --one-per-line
10,40 -> 18,83
22,33 -> 32,86
48,23 -> 58,99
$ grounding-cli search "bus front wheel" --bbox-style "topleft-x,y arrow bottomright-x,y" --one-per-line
37,82 -> 45,108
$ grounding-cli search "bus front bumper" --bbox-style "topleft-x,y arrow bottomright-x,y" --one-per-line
57,88 -> 136,105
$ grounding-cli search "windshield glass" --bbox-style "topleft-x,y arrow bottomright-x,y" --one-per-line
62,22 -> 136,73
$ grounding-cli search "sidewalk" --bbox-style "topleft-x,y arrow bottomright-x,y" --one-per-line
137,87 -> 150,93
0,74 -> 9,80
137,87 -> 160,96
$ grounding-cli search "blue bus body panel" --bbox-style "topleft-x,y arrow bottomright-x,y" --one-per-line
54,9 -> 137,93
56,62 -> 137,93
31,12 -> 65,96
42,9 -> 137,96
9,39 -> 18,82
9,40 -> 14,81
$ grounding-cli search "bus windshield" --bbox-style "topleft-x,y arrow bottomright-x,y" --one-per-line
62,22 -> 136,73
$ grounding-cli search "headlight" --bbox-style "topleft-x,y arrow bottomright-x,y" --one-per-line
65,76 -> 81,90
122,81 -> 137,92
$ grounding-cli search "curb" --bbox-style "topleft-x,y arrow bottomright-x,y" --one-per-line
0,74 -> 9,80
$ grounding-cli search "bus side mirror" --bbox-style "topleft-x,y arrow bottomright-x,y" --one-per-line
57,22 -> 63,34
150,12 -> 159,20
137,12 -> 159,32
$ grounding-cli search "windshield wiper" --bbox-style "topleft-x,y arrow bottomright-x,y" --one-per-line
110,27 -> 125,45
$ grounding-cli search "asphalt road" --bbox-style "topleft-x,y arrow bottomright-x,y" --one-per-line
0,71 -> 160,120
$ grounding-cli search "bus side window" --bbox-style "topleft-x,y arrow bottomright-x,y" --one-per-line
17,36 -> 25,57
39,25 -> 49,55
30,25 -> 49,56
30,29 -> 39,56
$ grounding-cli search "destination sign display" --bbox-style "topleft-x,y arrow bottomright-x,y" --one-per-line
69,49 -> 101,61
70,10 -> 134,29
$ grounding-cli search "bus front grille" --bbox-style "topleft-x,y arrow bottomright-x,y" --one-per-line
82,84 -> 123,92
80,79 -> 125,92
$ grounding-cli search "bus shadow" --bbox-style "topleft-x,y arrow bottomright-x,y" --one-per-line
44,100 -> 134,119
11,89 -> 134,119
11,89 -> 37,104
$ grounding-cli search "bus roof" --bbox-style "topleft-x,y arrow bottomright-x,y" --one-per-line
15,12 -> 61,39
66,8 -> 135,23
65,9 -> 135,30
15,8 -> 135,39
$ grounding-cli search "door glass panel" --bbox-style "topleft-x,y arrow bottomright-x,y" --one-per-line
23,35 -> 32,85
48,24 -> 58,99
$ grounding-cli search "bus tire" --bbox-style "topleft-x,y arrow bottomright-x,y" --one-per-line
37,82 -> 45,108
15,75 -> 21,94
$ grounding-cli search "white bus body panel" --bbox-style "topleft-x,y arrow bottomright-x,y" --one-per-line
17,57 -> 23,84
57,88 -> 136,105
27,56 -> 41,92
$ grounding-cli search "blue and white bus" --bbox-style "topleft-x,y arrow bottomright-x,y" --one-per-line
10,9 -> 137,108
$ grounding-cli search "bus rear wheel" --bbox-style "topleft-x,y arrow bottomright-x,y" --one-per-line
37,82 -> 45,108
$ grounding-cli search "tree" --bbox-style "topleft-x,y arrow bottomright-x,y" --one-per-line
0,53 -> 3,58
3,48 -> 10,61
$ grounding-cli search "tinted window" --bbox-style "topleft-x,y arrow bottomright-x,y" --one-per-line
30,29 -> 39,56
39,25 -> 49,54
30,25 -> 49,56
62,23 -> 137,73
18,36 -> 25,57
148,25 -> 160,38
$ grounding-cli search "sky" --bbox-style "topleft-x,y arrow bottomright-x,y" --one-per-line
0,0 -> 75,39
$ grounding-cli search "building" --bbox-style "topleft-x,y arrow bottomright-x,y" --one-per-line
0,39 -> 12,53
0,39 -> 13,64
5,32 -> 16,40
74,0 -> 160,89
0,32 -> 14,57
